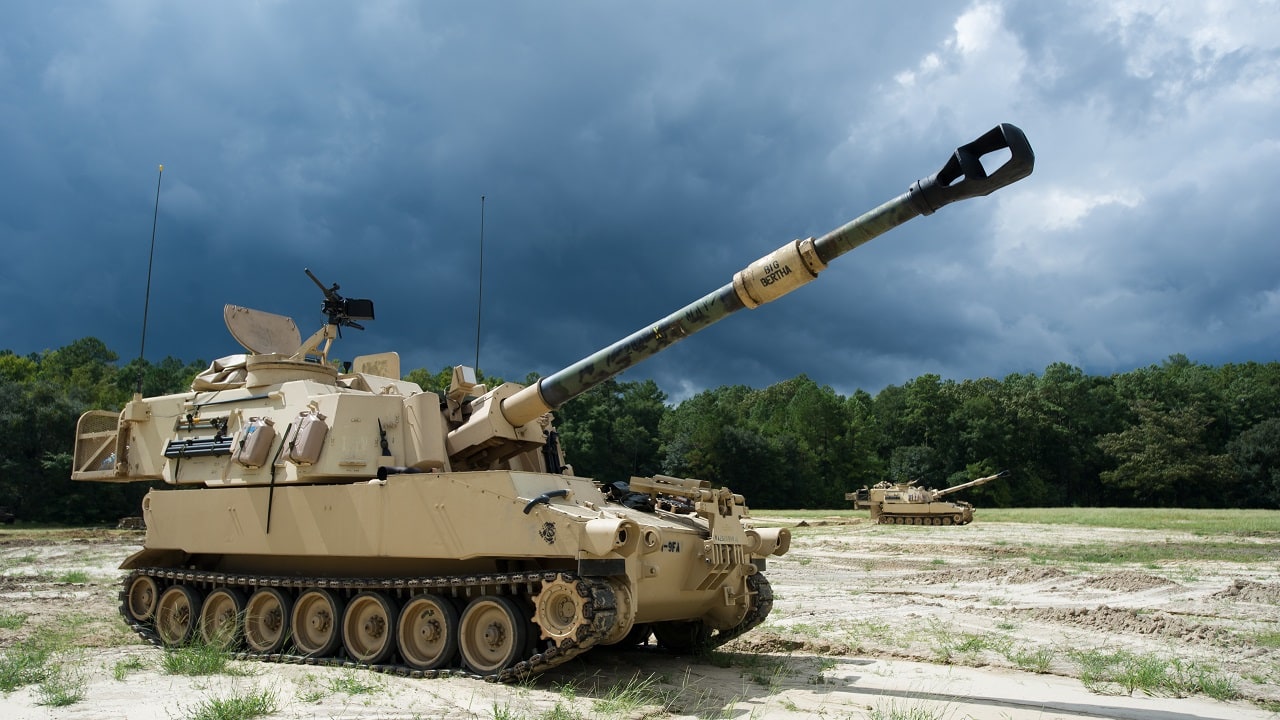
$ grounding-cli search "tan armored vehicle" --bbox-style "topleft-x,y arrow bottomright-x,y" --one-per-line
72,125 -> 1032,679
847,471 -> 1007,525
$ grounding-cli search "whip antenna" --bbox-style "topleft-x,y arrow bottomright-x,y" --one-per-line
474,195 -> 485,372
136,164 -> 164,396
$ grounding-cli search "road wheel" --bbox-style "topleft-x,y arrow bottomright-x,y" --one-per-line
458,596 -> 528,675
343,591 -> 398,664
125,575 -> 160,622
244,587 -> 292,653
292,589 -> 345,657
199,587 -> 246,648
397,594 -> 459,670
156,584 -> 202,646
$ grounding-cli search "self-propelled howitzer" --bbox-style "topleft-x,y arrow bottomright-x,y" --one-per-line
71,124 -> 1033,680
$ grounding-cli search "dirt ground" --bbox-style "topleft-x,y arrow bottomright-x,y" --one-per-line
1,519 -> 1278,720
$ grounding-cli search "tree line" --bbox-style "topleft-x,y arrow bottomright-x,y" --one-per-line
2,339 -> 1277,524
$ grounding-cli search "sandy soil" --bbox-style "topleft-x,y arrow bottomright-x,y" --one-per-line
1,520 -> 1277,720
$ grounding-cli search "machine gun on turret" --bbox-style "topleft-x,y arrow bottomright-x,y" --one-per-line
305,268 -> 374,332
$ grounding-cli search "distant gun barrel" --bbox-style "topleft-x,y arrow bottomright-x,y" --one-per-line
501,124 -> 1034,426
935,470 -> 1009,498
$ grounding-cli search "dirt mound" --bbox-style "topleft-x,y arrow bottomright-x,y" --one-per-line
1014,605 -> 1228,644
1081,571 -> 1176,591
1212,579 -> 1280,604
725,630 -> 852,656
901,565 -> 1069,585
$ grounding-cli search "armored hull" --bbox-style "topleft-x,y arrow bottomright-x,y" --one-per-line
73,124 -> 1033,678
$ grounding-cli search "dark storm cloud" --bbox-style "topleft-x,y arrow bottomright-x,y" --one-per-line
2,1 -> 1278,401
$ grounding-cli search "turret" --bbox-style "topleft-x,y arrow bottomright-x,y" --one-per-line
448,124 -> 1033,465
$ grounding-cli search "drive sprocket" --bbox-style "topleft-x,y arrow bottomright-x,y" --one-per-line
531,573 -> 594,646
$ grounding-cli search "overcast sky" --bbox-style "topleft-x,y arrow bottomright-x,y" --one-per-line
3,1 -> 1278,401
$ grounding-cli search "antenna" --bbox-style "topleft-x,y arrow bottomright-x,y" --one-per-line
474,195 -> 485,372
136,164 -> 164,396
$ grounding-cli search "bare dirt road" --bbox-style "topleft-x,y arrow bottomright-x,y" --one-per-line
1,519 -> 1277,719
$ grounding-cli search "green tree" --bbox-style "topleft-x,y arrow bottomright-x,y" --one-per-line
556,378 -> 667,484
1097,400 -> 1232,506
1227,417 -> 1280,508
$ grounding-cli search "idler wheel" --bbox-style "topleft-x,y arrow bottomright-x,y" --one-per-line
199,587 -> 246,648
532,574 -> 592,646
397,594 -> 459,670
343,591 -> 398,664
459,595 -> 528,675
156,584 -> 202,647
125,575 -> 159,622
292,588 -> 345,658
600,578 -> 635,645
244,587 -> 293,653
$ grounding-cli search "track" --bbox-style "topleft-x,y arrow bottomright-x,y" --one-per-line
119,567 -> 773,682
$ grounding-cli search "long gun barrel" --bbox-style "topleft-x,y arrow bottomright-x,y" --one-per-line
935,470 -> 1009,498
500,124 -> 1034,427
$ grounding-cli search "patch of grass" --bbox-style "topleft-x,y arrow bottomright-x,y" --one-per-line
112,655 -> 148,680
0,611 -> 28,630
186,687 -> 278,720
786,622 -> 824,638
1005,644 -> 1057,673
1169,658 -> 1241,701
868,697 -> 950,720
0,638 -> 55,691
591,673 -> 669,715
841,617 -> 897,647
978,507 -> 1280,536
35,661 -> 86,707
1024,541 -> 1273,565
0,616 -> 85,692
764,507 -> 1280,536
925,620 -> 1009,665
1251,629 -> 1280,648
491,702 -> 522,720
161,639 -> 251,676
540,703 -> 584,720
293,672 -> 328,703
56,570 -> 90,583
699,650 -> 792,688
328,669 -> 382,695
0,619 -> 89,706
1070,648 -> 1239,698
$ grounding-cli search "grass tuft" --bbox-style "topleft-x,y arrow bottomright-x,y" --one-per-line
112,655 -> 148,681
161,638 -> 251,676
1070,648 -> 1239,698
35,661 -> 86,707
0,611 -> 28,630
591,673 -> 670,715
186,687 -> 278,720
